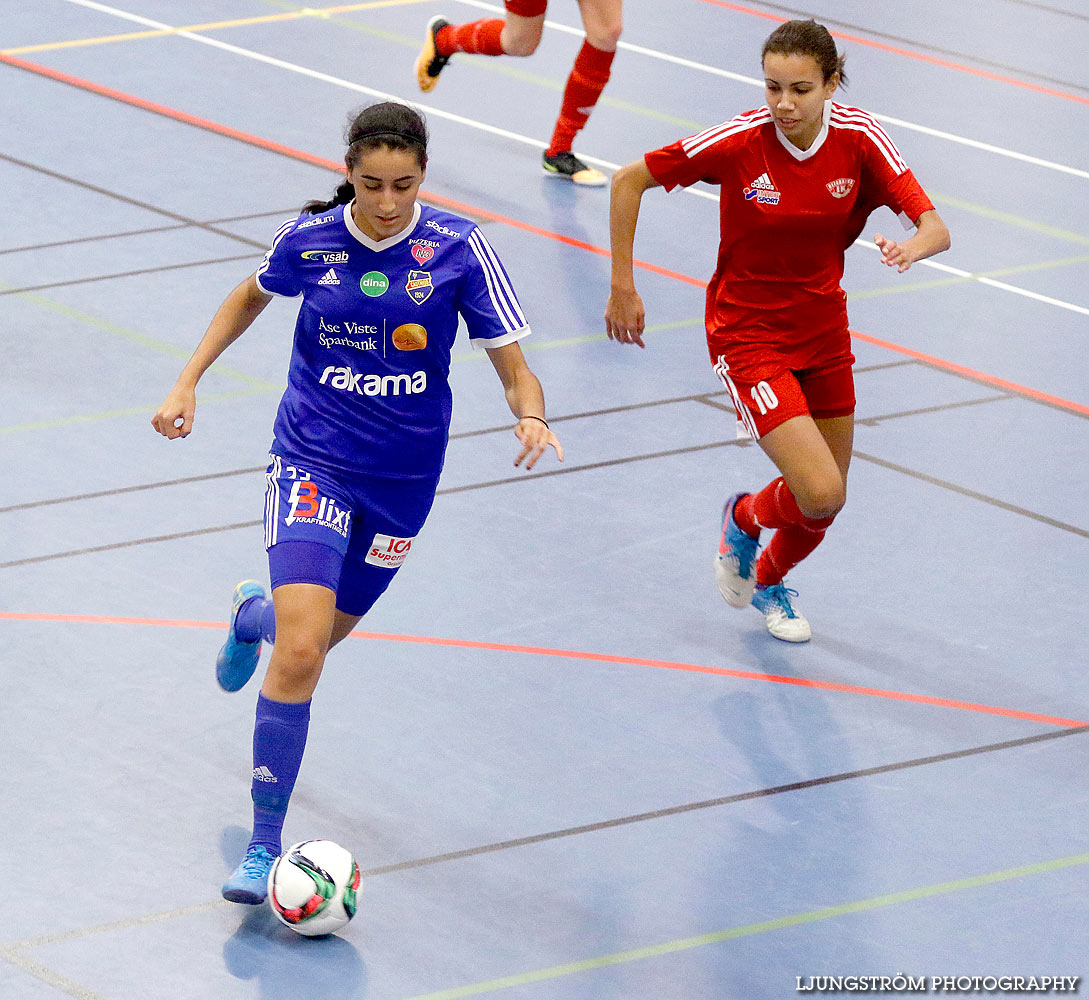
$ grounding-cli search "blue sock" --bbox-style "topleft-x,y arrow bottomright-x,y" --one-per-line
248,694 -> 310,855
236,597 -> 276,644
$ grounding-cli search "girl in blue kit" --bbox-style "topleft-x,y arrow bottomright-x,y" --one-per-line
152,102 -> 562,903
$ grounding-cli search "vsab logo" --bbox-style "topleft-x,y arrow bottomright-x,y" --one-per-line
301,249 -> 349,263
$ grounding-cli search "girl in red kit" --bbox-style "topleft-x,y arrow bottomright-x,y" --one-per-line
415,1 -> 621,187
605,19 -> 950,642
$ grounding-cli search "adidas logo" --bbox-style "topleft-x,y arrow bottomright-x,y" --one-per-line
252,765 -> 278,783
318,268 -> 340,285
748,172 -> 774,190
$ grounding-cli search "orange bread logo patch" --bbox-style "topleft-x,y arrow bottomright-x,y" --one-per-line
391,323 -> 427,351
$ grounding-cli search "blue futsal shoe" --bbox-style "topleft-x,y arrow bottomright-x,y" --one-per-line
221,845 -> 278,904
714,492 -> 760,608
216,580 -> 266,692
752,583 -> 811,643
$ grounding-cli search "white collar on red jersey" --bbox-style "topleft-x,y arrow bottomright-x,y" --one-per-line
343,201 -> 421,251
774,99 -> 833,162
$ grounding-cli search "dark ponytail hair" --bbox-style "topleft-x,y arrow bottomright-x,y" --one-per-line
762,19 -> 848,88
303,102 -> 429,215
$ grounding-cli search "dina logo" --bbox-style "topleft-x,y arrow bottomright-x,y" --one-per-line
359,271 -> 389,297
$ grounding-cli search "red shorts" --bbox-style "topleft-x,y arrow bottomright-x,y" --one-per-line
713,352 -> 856,440
505,0 -> 547,15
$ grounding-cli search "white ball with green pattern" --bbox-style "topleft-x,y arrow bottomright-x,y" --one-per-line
267,840 -> 361,936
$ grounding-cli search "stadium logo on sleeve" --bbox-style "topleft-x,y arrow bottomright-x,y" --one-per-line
743,172 -> 780,205
297,214 -> 335,230
359,271 -> 389,297
405,270 -> 434,304
411,244 -> 435,264
302,250 -> 350,263
425,220 -> 461,238
826,177 -> 856,199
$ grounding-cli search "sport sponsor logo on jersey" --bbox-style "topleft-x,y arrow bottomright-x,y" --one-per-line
405,270 -> 434,304
743,172 -> 781,205
297,214 -> 335,230
318,316 -> 378,350
318,268 -> 341,285
365,532 -> 415,568
301,249 -> 350,264
319,365 -> 427,396
284,479 -> 351,537
411,244 -> 434,265
826,177 -> 856,199
360,271 -> 389,297
425,219 -> 461,238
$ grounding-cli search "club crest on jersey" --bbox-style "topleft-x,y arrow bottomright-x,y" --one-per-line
411,244 -> 434,265
826,177 -> 856,199
405,270 -> 434,304
743,172 -> 780,205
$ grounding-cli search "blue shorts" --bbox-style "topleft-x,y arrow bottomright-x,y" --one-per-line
263,454 -> 438,617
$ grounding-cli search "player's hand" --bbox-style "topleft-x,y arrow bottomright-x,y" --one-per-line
514,417 -> 563,471
151,384 -> 196,439
605,286 -> 646,348
874,233 -> 914,273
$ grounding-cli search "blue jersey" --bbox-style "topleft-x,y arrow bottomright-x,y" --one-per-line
255,202 -> 530,480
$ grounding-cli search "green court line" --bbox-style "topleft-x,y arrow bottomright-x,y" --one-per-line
930,192 -> 1089,248
401,850 -> 1089,1000
9,285 -> 279,389
849,252 -> 1089,302
0,388 -> 275,436
0,318 -> 702,436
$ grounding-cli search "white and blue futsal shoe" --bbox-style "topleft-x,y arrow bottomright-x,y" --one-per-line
714,492 -> 760,608
752,583 -> 811,643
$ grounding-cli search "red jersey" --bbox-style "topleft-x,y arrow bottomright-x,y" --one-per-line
645,101 -> 934,373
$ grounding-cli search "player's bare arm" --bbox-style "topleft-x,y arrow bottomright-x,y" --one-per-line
152,274 -> 272,439
874,209 -> 951,273
605,159 -> 660,347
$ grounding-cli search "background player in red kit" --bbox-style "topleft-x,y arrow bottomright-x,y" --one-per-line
604,19 -> 950,642
415,0 -> 621,187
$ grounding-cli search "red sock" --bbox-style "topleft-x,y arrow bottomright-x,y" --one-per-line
755,521 -> 832,586
437,19 -> 506,56
736,478 -> 805,533
734,478 -> 835,585
546,41 -> 615,155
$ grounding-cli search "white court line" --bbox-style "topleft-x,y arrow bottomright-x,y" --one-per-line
454,0 -> 1089,183
55,0 -> 1089,317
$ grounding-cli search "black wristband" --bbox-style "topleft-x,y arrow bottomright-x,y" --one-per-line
521,415 -> 549,429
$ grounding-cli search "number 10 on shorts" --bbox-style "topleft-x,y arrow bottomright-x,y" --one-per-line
749,381 -> 779,415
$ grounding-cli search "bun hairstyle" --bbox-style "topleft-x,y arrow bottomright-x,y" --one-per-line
303,102 -> 429,215
761,19 -> 848,88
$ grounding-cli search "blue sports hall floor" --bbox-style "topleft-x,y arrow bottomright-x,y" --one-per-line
2,1 -> 1088,998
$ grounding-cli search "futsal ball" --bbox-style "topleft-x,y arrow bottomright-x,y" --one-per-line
267,840 -> 361,936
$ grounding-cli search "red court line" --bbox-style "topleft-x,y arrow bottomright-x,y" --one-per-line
2,611 -> 1084,727
0,52 -> 701,290
3,52 -> 1085,415
850,330 -> 1089,417
697,0 -> 1089,107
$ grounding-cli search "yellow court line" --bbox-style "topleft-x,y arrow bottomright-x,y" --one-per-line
1,0 -> 435,55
